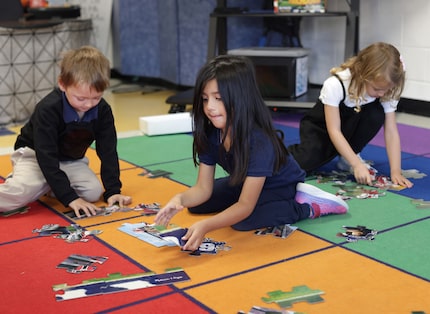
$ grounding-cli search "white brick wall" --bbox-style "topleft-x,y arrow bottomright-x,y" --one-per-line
300,0 -> 430,101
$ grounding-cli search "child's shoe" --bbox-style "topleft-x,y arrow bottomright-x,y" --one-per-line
295,182 -> 348,218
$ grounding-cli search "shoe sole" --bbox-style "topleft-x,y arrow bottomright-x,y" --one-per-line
296,182 -> 349,211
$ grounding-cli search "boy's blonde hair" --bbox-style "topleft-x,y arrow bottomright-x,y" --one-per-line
330,42 -> 405,102
59,46 -> 110,92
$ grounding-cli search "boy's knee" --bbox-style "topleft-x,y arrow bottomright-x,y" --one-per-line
76,182 -> 103,203
80,189 -> 103,202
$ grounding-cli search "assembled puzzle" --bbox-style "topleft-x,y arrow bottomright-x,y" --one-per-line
119,222 -> 231,255
53,267 -> 190,301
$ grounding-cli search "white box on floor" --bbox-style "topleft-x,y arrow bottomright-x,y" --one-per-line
139,112 -> 193,136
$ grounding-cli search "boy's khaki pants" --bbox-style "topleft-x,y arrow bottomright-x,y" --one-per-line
0,147 -> 102,211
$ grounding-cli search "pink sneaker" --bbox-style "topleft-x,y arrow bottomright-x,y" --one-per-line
295,183 -> 349,218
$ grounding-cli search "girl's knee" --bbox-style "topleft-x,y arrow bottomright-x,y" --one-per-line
187,206 -> 200,214
231,222 -> 253,231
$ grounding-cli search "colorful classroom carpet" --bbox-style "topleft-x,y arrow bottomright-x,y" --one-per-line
1,112 -> 430,313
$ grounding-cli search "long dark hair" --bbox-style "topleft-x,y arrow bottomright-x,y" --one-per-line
192,55 -> 288,185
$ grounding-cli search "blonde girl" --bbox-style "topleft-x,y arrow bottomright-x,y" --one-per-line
288,42 -> 412,187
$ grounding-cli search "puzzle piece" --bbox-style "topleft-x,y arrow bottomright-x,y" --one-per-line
139,169 -> 172,178
53,268 -> 190,301
64,204 -> 133,219
119,222 -> 179,247
132,202 -> 161,215
146,169 -> 173,178
402,169 -> 427,179
336,225 -> 377,242
57,254 -> 108,274
239,305 -> 302,313
255,224 -> 298,239
1,206 -> 30,217
316,171 -> 405,193
184,238 -> 231,256
262,285 -> 324,308
64,202 -> 160,219
411,199 -> 430,209
159,227 -> 188,246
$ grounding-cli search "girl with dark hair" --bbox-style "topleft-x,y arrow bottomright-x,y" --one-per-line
155,55 -> 348,251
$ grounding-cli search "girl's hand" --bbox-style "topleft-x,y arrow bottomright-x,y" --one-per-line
181,221 -> 208,251
107,194 -> 132,207
391,173 -> 413,188
154,202 -> 184,227
353,163 -> 373,186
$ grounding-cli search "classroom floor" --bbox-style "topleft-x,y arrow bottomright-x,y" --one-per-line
1,81 -> 430,313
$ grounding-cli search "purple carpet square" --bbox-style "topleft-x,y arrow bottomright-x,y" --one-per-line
370,123 -> 430,155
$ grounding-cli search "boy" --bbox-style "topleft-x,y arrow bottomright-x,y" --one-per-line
0,46 -> 132,218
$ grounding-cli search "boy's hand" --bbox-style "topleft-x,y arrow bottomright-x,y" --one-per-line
69,198 -> 101,218
107,194 -> 132,207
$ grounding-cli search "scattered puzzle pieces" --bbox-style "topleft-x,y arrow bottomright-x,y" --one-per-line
262,285 -> 324,308
33,223 -> 102,243
315,170 -> 407,195
333,182 -> 386,199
